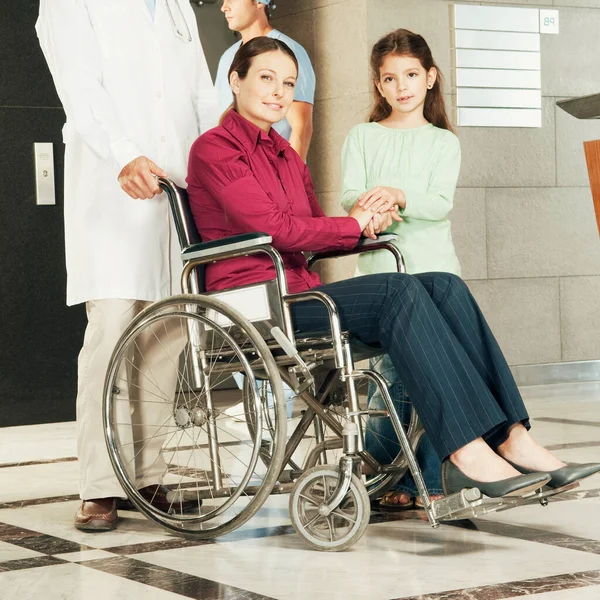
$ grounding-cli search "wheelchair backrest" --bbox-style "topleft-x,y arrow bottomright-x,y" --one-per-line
158,177 -> 201,252
158,177 -> 210,293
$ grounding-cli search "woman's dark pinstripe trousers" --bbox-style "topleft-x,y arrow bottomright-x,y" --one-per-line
290,272 -> 529,461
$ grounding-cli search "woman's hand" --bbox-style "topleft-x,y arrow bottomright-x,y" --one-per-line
362,213 -> 380,240
348,202 -> 375,231
358,186 -> 406,213
362,210 -> 402,239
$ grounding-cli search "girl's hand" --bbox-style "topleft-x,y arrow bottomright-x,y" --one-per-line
376,209 -> 403,232
358,186 -> 406,213
363,213 -> 381,239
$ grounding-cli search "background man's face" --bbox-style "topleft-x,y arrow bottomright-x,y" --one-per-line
221,0 -> 263,32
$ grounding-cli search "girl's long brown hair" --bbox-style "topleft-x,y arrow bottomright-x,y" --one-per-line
223,36 -> 298,118
368,29 -> 453,132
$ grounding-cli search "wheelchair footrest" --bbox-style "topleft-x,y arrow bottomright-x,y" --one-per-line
432,481 -> 580,522
431,488 -> 483,521
494,481 -> 580,512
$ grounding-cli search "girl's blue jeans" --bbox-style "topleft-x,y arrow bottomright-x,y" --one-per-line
233,374 -> 295,418
365,354 -> 443,496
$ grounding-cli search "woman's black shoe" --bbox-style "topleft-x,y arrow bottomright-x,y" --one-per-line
442,460 -> 551,498
504,460 -> 600,489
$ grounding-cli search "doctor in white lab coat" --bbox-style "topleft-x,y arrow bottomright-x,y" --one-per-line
36,0 -> 219,531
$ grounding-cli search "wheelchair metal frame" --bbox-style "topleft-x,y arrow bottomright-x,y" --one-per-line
162,178 -> 439,522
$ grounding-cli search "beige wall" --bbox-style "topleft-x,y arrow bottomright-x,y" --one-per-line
272,0 -> 600,367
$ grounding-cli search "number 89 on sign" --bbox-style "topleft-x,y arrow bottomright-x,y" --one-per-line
540,10 -> 559,34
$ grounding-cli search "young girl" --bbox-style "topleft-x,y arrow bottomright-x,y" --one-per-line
186,36 -> 598,505
341,29 -> 461,510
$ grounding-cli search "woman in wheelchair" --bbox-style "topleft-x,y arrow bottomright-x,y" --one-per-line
186,36 -> 600,499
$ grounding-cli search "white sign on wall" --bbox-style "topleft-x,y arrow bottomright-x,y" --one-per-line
452,5 -> 559,128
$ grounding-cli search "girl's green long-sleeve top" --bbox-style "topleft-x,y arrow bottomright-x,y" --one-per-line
341,122 -> 462,277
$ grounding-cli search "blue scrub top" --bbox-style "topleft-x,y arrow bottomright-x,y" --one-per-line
145,0 -> 156,17
215,30 -> 316,140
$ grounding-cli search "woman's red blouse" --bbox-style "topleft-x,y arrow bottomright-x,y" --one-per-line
186,109 -> 361,293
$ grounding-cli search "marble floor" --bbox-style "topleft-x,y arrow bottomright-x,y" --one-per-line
0,382 -> 599,600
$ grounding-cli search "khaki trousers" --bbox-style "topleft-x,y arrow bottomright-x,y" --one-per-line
77,299 -> 184,500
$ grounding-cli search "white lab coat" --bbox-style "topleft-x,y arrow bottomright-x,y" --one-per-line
36,0 -> 219,305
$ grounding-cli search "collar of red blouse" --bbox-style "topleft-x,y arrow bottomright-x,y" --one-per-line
221,109 -> 290,157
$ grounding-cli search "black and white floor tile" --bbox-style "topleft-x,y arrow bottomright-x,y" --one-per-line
0,382 -> 599,599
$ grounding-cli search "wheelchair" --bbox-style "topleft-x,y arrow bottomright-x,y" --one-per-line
102,178 -> 577,551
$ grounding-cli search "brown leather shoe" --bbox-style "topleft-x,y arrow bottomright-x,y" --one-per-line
138,484 -> 202,514
74,498 -> 118,532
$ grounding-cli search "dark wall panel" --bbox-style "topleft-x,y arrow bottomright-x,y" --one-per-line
0,5 -> 86,427
0,1 -> 61,107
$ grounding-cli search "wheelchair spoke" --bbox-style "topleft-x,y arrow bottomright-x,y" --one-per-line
176,336 -> 194,410
145,324 -> 195,402
189,423 -> 204,518
304,512 -> 325,530
112,422 -> 180,429
167,426 -> 202,515
133,337 -> 176,402
204,332 -> 230,382
180,427 -> 216,498
327,515 -> 336,541
330,510 -> 357,525
298,493 -> 319,507
112,391 -> 174,405
117,361 -> 171,404
322,475 -> 329,500
134,425 -> 182,488
115,412 -> 177,452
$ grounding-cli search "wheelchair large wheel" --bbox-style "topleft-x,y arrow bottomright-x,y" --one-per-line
103,294 -> 287,538
289,465 -> 370,551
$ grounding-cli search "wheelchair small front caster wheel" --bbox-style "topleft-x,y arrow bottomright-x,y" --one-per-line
539,496 -> 549,507
289,465 -> 370,551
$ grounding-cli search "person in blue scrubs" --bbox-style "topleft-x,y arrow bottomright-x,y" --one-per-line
216,0 -> 315,160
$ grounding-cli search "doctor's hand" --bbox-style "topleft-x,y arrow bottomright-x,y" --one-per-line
118,156 -> 168,200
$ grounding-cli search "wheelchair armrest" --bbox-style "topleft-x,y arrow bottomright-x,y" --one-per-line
180,234 -> 292,334
182,233 -> 272,261
356,233 -> 398,250
306,234 -> 406,273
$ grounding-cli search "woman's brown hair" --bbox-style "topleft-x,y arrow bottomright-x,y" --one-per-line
222,36 -> 298,119
368,29 -> 453,132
